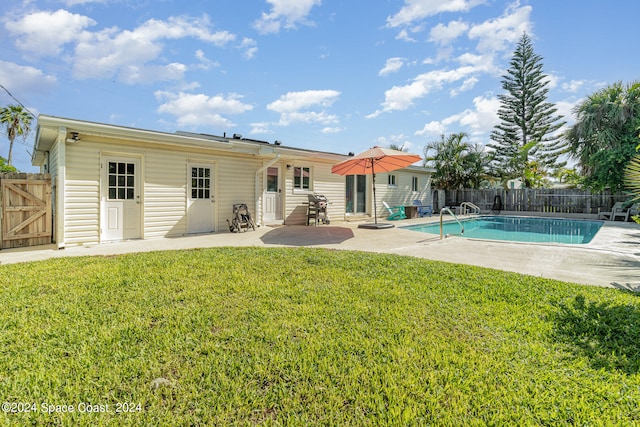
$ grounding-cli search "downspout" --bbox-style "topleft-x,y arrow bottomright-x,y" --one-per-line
255,153 -> 280,226
56,127 -> 66,249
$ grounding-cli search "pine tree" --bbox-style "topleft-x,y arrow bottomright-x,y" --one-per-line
489,33 -> 566,188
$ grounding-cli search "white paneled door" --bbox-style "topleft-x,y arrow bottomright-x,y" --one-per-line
187,163 -> 215,233
101,157 -> 141,242
263,166 -> 282,223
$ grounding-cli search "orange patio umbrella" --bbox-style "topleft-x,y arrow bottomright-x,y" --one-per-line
331,146 -> 422,229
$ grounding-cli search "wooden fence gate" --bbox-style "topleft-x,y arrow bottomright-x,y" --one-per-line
0,173 -> 52,249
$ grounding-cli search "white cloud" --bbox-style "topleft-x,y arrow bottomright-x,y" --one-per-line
268,90 -> 340,126
194,50 -> 220,71
321,127 -> 342,134
0,61 -> 57,95
415,95 -> 500,137
368,66 -> 478,117
155,91 -> 253,128
562,80 -> 586,93
5,9 -> 96,55
120,63 -> 187,85
253,0 -> 321,34
387,0 -> 486,28
267,90 -> 339,113
450,76 -> 478,96
429,20 -> 469,45
72,15 -> 235,83
468,4 -> 532,53
250,122 -> 273,135
239,38 -> 258,59
395,29 -> 417,42
63,0 -> 108,5
555,99 -> 579,125
379,57 -> 406,76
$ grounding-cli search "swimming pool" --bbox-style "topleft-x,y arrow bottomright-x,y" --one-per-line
402,215 -> 604,244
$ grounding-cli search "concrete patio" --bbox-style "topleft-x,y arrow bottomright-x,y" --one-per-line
1,217 -> 638,291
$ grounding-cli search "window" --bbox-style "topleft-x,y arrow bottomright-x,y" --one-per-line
108,161 -> 135,200
191,167 -> 211,199
294,166 -> 311,190
412,176 -> 419,192
266,167 -> 278,192
387,174 -> 397,187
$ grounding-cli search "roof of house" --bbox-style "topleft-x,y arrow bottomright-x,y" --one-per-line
33,114 -> 434,173
32,115 -> 349,165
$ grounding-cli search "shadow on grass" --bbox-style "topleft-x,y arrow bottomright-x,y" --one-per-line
552,295 -> 640,375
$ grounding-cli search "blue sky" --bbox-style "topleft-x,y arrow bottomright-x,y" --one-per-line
2,0 -> 639,172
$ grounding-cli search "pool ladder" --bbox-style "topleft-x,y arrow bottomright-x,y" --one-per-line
440,207 -> 464,239
459,201 -> 481,216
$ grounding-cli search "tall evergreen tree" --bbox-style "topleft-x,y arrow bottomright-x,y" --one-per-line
489,33 -> 566,188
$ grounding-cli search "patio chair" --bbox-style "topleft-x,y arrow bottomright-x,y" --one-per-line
625,203 -> 640,222
412,200 -> 433,217
382,201 -> 406,220
598,202 -> 625,220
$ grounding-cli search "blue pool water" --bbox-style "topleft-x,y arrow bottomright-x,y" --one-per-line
402,216 -> 604,244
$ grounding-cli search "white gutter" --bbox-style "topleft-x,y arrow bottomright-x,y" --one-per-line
254,153 -> 280,226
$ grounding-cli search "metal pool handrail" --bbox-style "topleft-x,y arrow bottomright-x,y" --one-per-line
440,207 -> 464,239
460,201 -> 481,216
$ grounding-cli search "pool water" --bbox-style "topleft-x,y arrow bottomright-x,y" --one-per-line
402,215 -> 604,244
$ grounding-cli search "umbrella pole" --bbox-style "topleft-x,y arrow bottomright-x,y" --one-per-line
372,163 -> 377,224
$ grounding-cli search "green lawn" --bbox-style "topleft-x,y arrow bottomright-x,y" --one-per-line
1,247 -> 639,426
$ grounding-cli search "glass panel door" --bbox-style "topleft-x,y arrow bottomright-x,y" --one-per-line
345,175 -> 366,214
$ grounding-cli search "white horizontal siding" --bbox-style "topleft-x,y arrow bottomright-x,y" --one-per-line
59,133 -> 348,244
144,152 -> 189,238
374,170 -> 432,219
64,143 -> 100,245
216,156 -> 261,229
283,162 -> 344,225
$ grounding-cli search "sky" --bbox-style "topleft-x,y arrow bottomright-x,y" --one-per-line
2,0 -> 640,173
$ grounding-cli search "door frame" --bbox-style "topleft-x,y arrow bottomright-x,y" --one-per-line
100,154 -> 143,242
262,165 -> 283,224
345,174 -> 368,216
186,161 -> 217,234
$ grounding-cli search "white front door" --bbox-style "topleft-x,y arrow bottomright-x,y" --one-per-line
263,166 -> 282,223
187,163 -> 215,233
101,157 -> 141,242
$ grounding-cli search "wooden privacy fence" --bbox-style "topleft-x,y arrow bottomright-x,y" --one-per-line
1,173 -> 52,249
446,188 -> 628,215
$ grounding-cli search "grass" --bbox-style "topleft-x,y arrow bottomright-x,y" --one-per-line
1,247 -> 640,425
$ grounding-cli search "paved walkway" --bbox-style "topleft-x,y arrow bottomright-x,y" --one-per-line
1,218 -> 639,290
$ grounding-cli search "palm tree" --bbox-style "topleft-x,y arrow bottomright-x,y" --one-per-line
388,143 -> 408,152
0,105 -> 34,166
565,81 -> 640,191
625,143 -> 640,201
424,132 -> 490,190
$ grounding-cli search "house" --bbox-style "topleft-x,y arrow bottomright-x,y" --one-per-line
32,115 -> 433,248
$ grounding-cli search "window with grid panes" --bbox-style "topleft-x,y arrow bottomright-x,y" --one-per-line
191,167 -> 211,199
108,162 -> 135,200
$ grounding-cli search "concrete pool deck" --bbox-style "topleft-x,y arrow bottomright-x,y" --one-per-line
1,216 -> 639,290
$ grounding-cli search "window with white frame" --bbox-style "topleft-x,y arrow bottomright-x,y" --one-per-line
294,166 -> 311,190
412,176 -> 419,192
387,174 -> 397,187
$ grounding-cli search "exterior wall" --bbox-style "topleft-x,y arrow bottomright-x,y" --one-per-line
215,155 -> 262,229
64,141 -> 101,245
282,161 -> 345,225
56,136 -> 265,246
374,170 -> 432,219
55,133 -> 347,245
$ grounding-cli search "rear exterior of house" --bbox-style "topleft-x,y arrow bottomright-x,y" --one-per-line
32,115 -> 433,248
